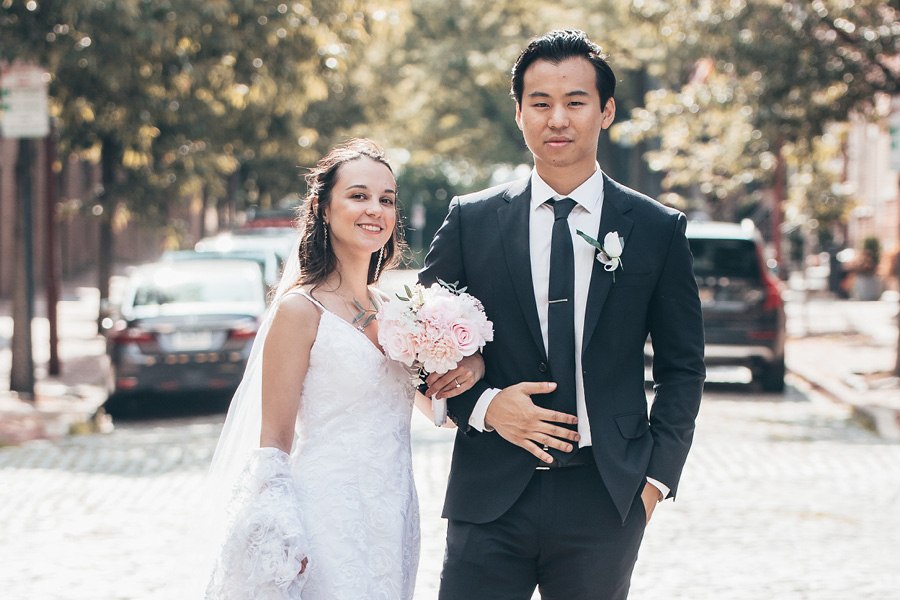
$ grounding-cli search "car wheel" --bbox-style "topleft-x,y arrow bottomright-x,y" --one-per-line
758,358 -> 786,392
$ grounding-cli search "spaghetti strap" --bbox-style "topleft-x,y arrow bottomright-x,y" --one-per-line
282,288 -> 327,312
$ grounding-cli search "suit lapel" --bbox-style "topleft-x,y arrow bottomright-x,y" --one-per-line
582,175 -> 634,354
497,179 -> 547,361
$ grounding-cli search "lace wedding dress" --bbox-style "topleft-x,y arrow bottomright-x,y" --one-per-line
206,289 -> 420,599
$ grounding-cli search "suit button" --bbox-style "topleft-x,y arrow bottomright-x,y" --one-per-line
538,362 -> 548,373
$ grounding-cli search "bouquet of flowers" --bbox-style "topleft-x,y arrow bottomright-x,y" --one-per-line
377,280 -> 494,426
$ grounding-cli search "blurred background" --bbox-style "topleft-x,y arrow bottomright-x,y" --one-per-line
1,1 -> 899,599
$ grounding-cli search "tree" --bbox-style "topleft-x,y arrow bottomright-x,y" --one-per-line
347,0 -> 660,250
614,0 -> 899,227
1,0 -> 378,306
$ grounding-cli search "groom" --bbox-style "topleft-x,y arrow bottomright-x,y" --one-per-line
420,30 -> 705,599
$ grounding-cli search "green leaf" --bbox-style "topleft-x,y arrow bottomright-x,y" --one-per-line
575,229 -> 603,249
437,278 -> 464,294
395,293 -> 409,302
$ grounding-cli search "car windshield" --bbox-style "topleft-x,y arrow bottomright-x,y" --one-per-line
689,238 -> 760,280
132,268 -> 262,307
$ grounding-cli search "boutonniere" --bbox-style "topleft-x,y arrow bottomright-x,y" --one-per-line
576,230 -> 625,281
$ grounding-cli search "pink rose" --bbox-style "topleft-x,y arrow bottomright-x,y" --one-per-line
381,330 -> 418,367
450,320 -> 480,355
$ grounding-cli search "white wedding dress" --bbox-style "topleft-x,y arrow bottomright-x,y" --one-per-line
206,289 -> 420,599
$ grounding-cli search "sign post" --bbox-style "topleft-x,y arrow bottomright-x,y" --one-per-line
2,64 -> 50,398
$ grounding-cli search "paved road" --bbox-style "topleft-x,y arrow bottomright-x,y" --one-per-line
2,379 -> 899,600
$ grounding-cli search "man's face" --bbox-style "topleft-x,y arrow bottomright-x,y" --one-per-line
515,57 -> 615,181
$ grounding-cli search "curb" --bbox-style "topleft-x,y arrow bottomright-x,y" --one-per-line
787,362 -> 900,440
0,385 -> 111,447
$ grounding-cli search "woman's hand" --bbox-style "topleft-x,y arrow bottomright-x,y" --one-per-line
424,353 -> 485,399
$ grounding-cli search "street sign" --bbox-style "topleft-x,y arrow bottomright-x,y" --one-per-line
890,99 -> 900,173
0,63 -> 49,139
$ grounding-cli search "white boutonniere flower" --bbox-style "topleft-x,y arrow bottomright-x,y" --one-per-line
576,230 -> 625,281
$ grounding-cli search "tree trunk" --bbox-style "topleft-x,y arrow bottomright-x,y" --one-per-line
96,137 -> 120,330
10,139 -> 35,397
894,292 -> 899,376
772,140 -> 786,279
895,177 -> 900,377
44,128 -> 61,376
628,67 -> 648,193
97,210 -> 113,305
200,183 -> 210,239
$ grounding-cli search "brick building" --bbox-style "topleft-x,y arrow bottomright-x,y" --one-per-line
0,136 -> 162,299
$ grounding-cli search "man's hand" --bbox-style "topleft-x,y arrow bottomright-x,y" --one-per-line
485,381 -> 579,465
640,482 -> 662,525
424,353 -> 486,399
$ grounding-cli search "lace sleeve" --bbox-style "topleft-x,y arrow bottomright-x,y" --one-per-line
205,447 -> 308,600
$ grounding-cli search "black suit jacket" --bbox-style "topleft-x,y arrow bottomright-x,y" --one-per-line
419,174 -> 705,523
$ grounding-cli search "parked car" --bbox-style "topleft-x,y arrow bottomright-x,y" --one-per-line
685,220 -> 786,391
103,259 -> 267,402
196,229 -> 295,260
161,248 -> 280,287
194,229 -> 296,284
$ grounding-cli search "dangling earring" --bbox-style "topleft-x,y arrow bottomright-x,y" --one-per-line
323,222 -> 329,248
374,246 -> 385,280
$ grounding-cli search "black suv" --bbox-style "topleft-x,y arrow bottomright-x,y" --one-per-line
686,221 -> 786,391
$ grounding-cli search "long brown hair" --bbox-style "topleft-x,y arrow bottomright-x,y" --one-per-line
296,138 -> 406,287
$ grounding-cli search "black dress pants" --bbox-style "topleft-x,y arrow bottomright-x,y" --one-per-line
439,464 -> 647,600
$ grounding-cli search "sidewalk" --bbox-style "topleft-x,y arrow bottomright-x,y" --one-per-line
784,288 -> 900,440
1,271 -> 899,446
0,271 -> 111,446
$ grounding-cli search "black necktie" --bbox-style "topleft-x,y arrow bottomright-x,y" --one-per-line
546,198 -> 578,464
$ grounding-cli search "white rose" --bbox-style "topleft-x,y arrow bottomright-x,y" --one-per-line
603,231 -> 623,257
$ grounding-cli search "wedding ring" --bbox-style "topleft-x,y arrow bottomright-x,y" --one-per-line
454,378 -> 461,388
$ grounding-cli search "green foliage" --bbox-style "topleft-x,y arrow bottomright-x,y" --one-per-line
353,0 -> 541,173
1,0 -> 375,222
395,160 -> 490,267
3,0 -> 895,239
783,125 -> 853,245
612,68 -> 772,218
616,0 -> 898,221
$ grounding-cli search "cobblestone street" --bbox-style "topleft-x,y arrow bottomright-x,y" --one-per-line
2,379 -> 899,599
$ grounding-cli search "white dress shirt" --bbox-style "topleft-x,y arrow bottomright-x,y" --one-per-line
467,165 -> 669,500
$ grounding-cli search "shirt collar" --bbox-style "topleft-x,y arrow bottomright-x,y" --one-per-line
529,164 -> 604,214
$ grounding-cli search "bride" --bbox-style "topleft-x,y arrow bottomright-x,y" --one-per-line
203,139 -> 482,599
